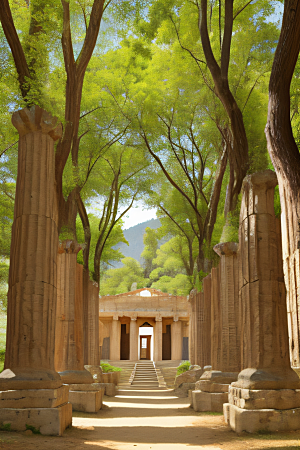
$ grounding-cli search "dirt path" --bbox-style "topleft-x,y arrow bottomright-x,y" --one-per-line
0,388 -> 300,449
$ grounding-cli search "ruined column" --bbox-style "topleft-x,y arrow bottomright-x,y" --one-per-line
0,106 -> 72,435
84,281 -> 101,382
154,316 -> 162,361
171,317 -> 182,361
188,293 -> 196,366
195,276 -> 211,368
224,170 -> 300,433
192,243 -> 240,412
55,251 -> 101,412
110,315 -> 121,360
130,317 -> 138,361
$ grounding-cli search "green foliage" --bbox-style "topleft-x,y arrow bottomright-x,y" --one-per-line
25,424 -> 40,434
100,257 -> 146,296
176,360 -> 190,375
0,422 -> 11,431
151,273 -> 192,296
100,363 -> 122,373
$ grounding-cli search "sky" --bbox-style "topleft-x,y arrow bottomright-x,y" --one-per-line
121,202 -> 157,230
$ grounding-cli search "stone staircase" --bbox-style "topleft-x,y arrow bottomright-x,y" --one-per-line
131,361 -> 159,389
104,360 -> 136,388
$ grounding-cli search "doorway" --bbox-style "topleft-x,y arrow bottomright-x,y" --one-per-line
140,335 -> 151,360
120,323 -> 130,360
138,322 -> 153,360
162,324 -> 171,360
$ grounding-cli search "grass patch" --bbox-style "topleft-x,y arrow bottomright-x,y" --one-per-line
0,423 -> 10,431
176,361 -> 190,375
26,424 -> 40,434
100,363 -> 121,373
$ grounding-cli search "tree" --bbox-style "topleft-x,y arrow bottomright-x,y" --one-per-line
141,227 -> 159,277
100,257 -> 146,295
265,1 -> 300,366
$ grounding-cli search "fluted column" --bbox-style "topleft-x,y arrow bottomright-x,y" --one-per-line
195,275 -> 211,368
130,317 -> 138,361
1,106 -> 62,390
213,242 -> 240,374
86,280 -> 100,365
188,294 -> 196,365
154,316 -> 162,361
55,248 -> 92,384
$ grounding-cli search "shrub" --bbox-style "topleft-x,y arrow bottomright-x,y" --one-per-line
100,363 -> 121,373
176,361 -> 191,375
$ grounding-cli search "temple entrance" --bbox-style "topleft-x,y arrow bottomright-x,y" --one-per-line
162,324 -> 171,360
139,322 -> 153,360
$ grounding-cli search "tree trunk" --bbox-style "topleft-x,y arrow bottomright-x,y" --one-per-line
265,0 -> 300,367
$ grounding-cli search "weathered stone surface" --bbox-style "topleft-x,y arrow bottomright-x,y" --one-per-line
84,365 -> 102,382
59,369 -> 93,385
55,249 -> 93,385
197,380 -> 230,394
175,369 -> 203,387
224,402 -> 300,433
233,171 -> 300,390
200,370 -> 238,384
87,281 -> 100,365
173,383 -> 196,397
213,242 -> 240,374
0,403 -> 72,436
229,386 -> 300,410
2,106 -> 62,391
192,390 -> 228,412
69,389 -> 102,412
0,385 -> 69,409
68,383 -> 102,392
95,383 -> 116,396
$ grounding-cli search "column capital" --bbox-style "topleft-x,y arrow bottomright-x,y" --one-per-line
12,105 -> 62,140
113,314 -> 119,321
214,242 -> 238,257
173,315 -> 179,322
131,316 -> 137,321
155,315 -> 162,322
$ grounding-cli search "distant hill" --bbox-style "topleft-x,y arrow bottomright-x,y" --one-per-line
112,218 -> 161,268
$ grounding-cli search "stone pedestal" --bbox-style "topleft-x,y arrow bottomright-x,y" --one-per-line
224,170 -> 300,433
68,383 -> 104,413
130,317 -> 138,361
110,315 -> 120,360
154,316 -> 162,361
0,106 -> 72,435
171,318 -> 182,360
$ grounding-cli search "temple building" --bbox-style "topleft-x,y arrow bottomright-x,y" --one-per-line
99,288 -> 190,361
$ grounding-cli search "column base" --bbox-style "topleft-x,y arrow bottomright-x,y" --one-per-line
68,383 -> 103,412
0,385 -> 72,435
224,402 -> 300,433
191,390 -> 228,412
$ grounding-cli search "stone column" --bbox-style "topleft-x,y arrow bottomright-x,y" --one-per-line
130,317 -> 138,361
171,317 -> 182,360
192,243 -> 240,412
154,316 -> 162,361
224,170 -> 300,434
0,106 -> 72,435
84,281 -> 101,381
110,315 -> 120,361
188,293 -> 196,366
55,247 -> 91,383
195,276 -> 211,368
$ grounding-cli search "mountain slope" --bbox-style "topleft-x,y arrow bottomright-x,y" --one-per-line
112,218 -> 161,268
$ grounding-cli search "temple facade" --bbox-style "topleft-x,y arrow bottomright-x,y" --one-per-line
99,288 -> 190,361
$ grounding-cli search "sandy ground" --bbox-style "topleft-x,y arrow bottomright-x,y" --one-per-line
0,388 -> 300,450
